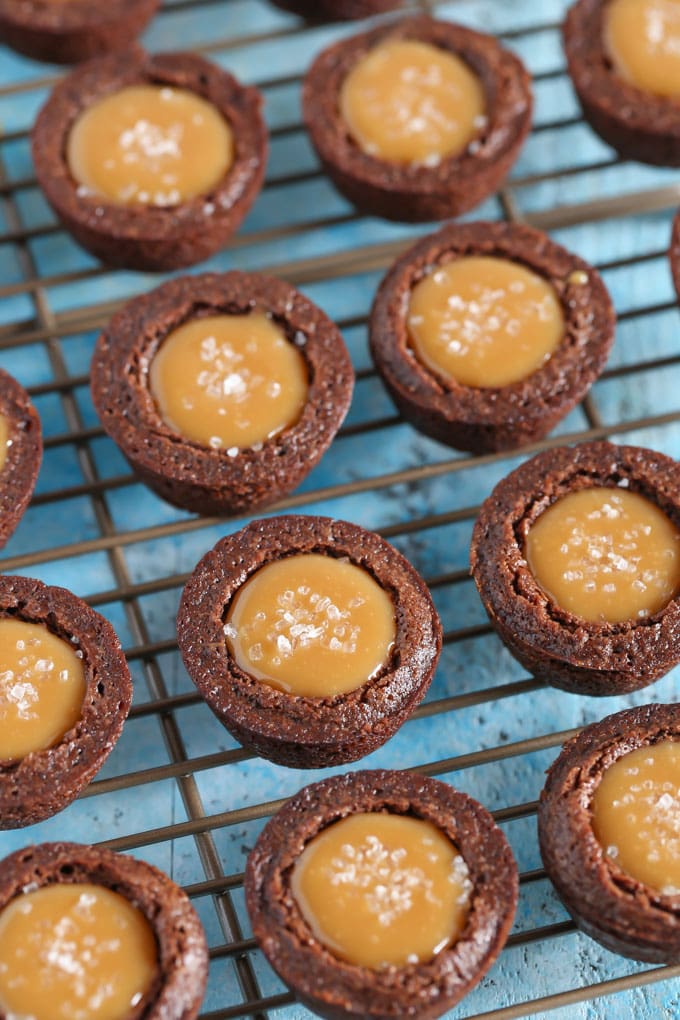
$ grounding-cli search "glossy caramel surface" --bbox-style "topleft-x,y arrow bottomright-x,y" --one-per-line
225,554 -> 396,697
291,812 -> 472,969
340,39 -> 485,166
149,312 -> 308,450
0,618 -> 86,762
67,85 -> 233,207
0,883 -> 157,1020
593,741 -> 680,894
526,488 -> 680,623
407,256 -> 564,388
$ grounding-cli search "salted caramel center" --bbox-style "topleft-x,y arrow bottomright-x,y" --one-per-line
526,487 -> 680,624
592,741 -> 680,895
291,812 -> 471,969
67,84 -> 234,207
407,256 -> 565,388
339,38 -> 486,167
224,553 -> 396,697
0,415 -> 8,474
0,883 -> 158,1020
605,0 -> 680,98
149,311 -> 308,451
0,618 -> 86,763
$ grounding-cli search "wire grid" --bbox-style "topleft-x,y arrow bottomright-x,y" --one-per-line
2,0 -> 680,1017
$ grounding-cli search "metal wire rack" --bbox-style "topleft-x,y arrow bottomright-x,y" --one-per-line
2,0 -> 680,1017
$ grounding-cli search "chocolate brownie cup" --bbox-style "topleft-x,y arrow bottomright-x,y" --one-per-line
564,0 -> 680,165
0,574 -> 132,828
470,441 -> 680,696
31,46 -> 267,272
177,515 -> 441,768
0,0 -> 158,65
0,368 -> 41,550
539,703 -> 680,961
246,769 -> 518,1019
0,842 -> 207,1017
302,16 -> 532,222
370,221 -> 615,454
90,271 -> 353,517
271,0 -> 402,18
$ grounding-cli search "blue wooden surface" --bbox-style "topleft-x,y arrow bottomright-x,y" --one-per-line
1,1 -> 680,1017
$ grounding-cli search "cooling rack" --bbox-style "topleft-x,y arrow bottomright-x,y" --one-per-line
2,0 -> 680,1017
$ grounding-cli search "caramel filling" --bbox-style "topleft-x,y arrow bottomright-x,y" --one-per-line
526,488 -> 680,624
67,85 -> 234,207
605,0 -> 680,98
149,311 -> 308,451
0,415 -> 8,474
224,553 -> 396,697
407,256 -> 565,389
0,618 -> 86,763
592,741 -> 680,895
339,39 -> 486,167
291,813 -> 472,969
0,883 -> 158,1020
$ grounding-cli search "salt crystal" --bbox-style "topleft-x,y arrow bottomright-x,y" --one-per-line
248,643 -> 263,662
277,634 -> 292,656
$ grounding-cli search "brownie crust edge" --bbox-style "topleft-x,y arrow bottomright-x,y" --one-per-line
539,703 -> 680,961
246,769 -> 518,1020
177,515 -> 442,768
470,441 -> 680,696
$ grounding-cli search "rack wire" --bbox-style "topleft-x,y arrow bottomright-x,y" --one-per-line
1,0 -> 680,1017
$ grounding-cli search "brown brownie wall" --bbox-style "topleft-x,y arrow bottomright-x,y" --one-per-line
370,221 -> 615,454
177,515 -> 442,768
90,272 -> 354,516
32,47 -> 267,272
470,441 -> 680,695
246,769 -> 518,1020
303,16 -> 532,222
539,704 -> 680,962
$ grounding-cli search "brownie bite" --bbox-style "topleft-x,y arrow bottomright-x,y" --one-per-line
90,271 -> 353,517
246,769 -> 518,1019
470,441 -> 680,696
0,0 -> 159,65
0,574 -> 132,828
564,0 -> 680,165
539,704 -> 680,962
177,515 -> 441,768
0,368 -> 42,550
0,841 -> 208,1018
31,46 -> 267,271
302,16 -> 532,222
370,221 -> 615,454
